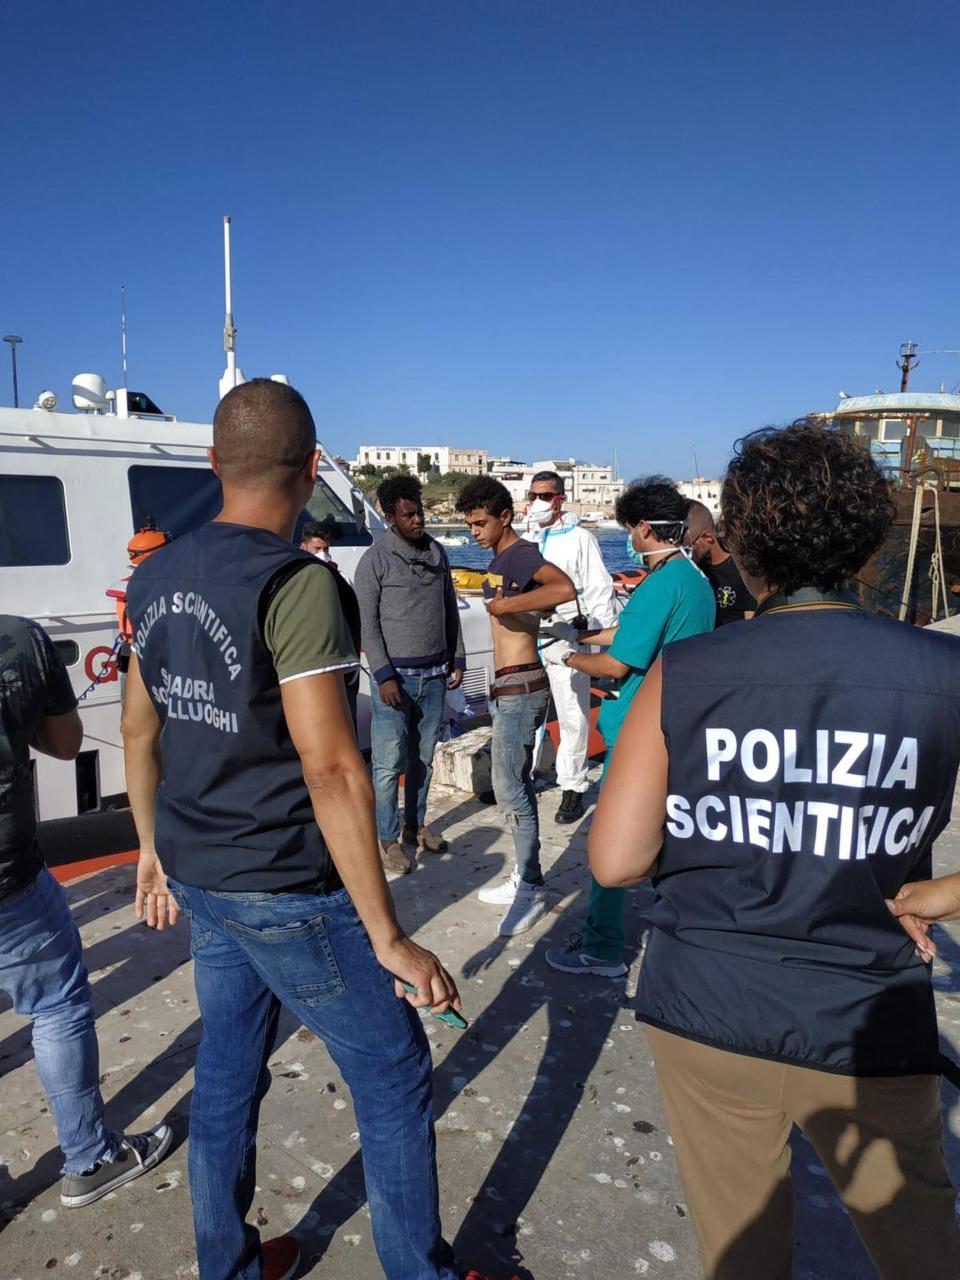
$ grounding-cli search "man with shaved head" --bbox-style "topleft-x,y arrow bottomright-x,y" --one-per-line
685,499 -> 756,626
122,380 -> 474,1280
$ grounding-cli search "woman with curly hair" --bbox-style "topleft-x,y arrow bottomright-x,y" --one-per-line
589,421 -> 960,1280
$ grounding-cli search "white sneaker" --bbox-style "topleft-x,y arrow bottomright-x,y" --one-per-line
498,882 -> 548,936
478,869 -> 521,905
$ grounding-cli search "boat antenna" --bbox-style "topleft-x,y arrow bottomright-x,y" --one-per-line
221,215 -> 238,395
898,340 -> 919,392
120,284 -> 128,391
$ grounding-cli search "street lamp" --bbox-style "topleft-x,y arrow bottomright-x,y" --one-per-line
3,335 -> 22,408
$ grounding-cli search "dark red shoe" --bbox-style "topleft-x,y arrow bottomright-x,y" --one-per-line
461,1271 -> 522,1280
262,1235 -> 300,1280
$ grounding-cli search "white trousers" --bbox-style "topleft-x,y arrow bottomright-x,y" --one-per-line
543,658 -> 591,793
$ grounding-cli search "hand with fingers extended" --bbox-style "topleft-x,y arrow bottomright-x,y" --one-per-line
134,849 -> 180,931
886,872 -> 960,962
375,935 -> 462,1015
541,618 -> 580,644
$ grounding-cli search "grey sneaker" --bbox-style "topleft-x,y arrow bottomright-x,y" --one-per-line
545,935 -> 627,978
60,1124 -> 173,1207
380,840 -> 412,875
402,823 -> 448,853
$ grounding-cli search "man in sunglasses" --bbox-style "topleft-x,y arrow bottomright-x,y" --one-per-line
521,471 -> 617,825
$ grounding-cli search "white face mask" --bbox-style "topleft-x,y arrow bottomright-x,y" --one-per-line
529,498 -> 559,526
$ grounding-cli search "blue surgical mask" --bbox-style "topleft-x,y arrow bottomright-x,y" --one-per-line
625,533 -> 645,566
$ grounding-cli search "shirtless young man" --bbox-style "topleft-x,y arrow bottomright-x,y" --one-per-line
456,477 -> 576,935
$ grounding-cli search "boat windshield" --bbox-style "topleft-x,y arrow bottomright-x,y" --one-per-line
299,477 -> 372,546
127,464 -> 372,547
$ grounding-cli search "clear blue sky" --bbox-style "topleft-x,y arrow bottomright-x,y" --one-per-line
4,1 -> 959,479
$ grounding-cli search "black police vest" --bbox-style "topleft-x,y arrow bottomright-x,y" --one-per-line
126,522 -> 333,893
636,601 -> 960,1075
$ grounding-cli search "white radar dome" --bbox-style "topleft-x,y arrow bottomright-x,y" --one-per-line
72,373 -> 109,412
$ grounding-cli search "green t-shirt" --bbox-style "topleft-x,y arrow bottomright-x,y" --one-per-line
596,555 -> 715,745
263,564 -> 359,684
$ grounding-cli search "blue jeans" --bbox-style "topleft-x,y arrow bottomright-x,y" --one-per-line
167,879 -> 457,1280
371,672 -> 447,842
489,688 -> 550,884
0,867 -> 114,1173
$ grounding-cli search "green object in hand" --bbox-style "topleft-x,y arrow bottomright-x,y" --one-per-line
401,982 -> 469,1030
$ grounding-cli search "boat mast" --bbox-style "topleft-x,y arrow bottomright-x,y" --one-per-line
898,340 -> 918,392
120,284 -> 128,392
220,215 -> 238,398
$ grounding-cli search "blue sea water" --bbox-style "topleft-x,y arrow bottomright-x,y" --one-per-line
442,527 -> 633,575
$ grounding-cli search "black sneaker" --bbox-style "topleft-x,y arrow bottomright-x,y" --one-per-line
60,1124 -> 173,1207
555,789 -> 585,824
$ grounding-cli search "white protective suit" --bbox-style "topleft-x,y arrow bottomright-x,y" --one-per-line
521,512 -> 619,792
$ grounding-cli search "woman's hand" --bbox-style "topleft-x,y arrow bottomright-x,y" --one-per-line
886,873 -> 960,961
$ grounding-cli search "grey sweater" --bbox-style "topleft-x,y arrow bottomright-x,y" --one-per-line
354,531 -> 466,685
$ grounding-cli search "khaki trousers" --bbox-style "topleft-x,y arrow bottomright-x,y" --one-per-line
647,1026 -> 960,1280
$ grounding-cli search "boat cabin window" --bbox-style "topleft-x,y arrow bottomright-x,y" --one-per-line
940,417 -> 960,438
128,465 -> 223,538
297,477 -> 373,546
54,640 -> 80,667
880,420 -> 907,443
0,475 -> 70,566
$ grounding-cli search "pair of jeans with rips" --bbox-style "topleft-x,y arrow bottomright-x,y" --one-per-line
0,866 -> 114,1173
167,878 -> 458,1280
489,687 -> 550,885
370,670 -> 447,842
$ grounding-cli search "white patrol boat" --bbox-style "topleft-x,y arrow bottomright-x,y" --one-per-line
0,388 -> 495,823
0,222 -> 495,823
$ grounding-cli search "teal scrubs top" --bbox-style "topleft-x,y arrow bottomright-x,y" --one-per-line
596,554 -> 715,746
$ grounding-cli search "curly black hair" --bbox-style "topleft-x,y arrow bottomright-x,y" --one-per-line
720,420 -> 895,594
377,474 -> 423,516
615,478 -> 686,530
455,476 -> 514,519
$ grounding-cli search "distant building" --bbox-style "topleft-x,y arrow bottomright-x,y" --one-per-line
678,477 -> 722,517
488,456 -> 624,516
354,444 -> 488,476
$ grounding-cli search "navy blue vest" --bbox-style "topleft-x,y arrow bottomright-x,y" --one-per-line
126,523 -> 332,893
637,606 -> 960,1075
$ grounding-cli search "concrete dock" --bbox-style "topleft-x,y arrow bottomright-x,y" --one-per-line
3,769 -> 960,1280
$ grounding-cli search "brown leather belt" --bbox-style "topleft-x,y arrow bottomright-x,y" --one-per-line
490,675 -> 550,699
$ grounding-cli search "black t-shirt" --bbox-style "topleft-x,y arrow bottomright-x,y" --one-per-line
704,555 -> 757,625
483,538 -> 546,599
0,616 -> 77,897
